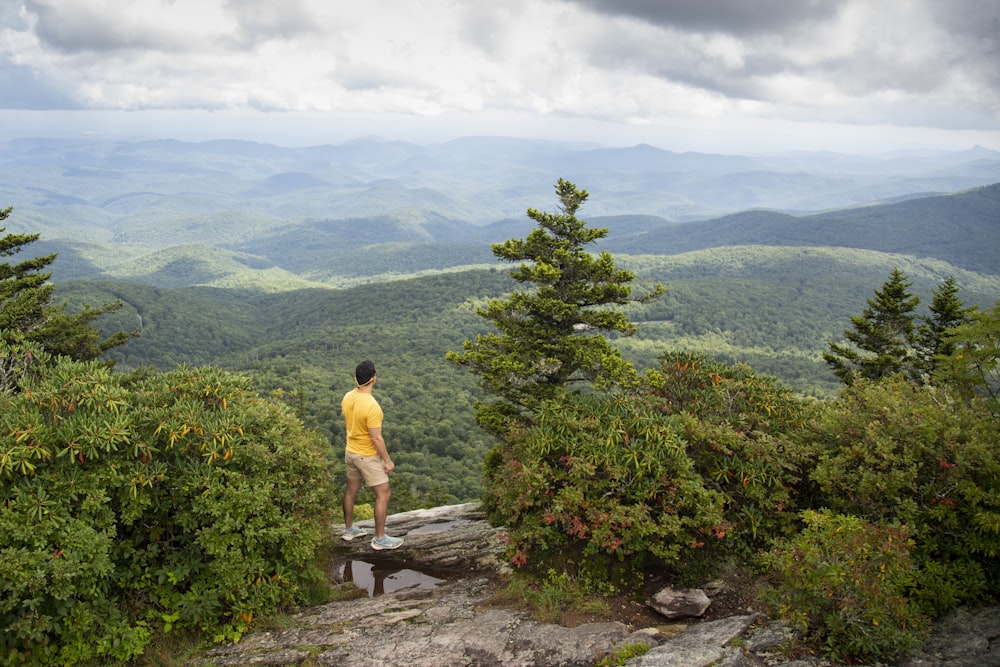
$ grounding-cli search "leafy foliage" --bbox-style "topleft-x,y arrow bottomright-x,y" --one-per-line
935,299 -> 1000,413
806,375 -> 1000,613
485,389 -> 726,584
762,511 -> 929,663
642,352 -> 814,558
481,355 -> 816,586
0,343 -> 337,664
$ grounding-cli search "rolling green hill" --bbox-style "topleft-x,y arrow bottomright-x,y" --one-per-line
606,183 -> 1000,274
54,241 -> 1000,501
55,270 -> 512,501
27,181 -> 1000,292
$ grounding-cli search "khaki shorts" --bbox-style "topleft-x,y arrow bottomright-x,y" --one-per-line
345,452 -> 389,487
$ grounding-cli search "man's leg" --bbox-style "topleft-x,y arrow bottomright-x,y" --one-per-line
372,481 -> 391,538
343,476 -> 363,528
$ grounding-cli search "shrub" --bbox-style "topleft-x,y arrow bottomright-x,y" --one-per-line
484,389 -> 726,587
642,352 -> 814,559
808,375 -> 1000,611
0,348 -> 337,664
761,510 -> 929,663
596,642 -> 650,667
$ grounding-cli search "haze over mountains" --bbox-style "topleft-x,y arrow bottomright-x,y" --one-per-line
2,135 -> 999,291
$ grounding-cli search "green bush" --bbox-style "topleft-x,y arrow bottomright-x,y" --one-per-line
807,375 -> 1000,611
642,352 -> 814,559
761,510 -> 929,663
0,344 -> 337,665
482,352 -> 818,589
485,388 -> 726,587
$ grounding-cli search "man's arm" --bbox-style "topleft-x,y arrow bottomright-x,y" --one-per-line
368,426 -> 395,473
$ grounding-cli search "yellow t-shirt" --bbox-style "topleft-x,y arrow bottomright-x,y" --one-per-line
342,389 -> 383,457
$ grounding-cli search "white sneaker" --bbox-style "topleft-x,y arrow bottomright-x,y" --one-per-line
341,526 -> 368,542
370,535 -> 403,550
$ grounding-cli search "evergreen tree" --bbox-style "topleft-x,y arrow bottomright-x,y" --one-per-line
915,276 -> 975,381
0,208 -> 56,337
934,300 -> 1000,411
0,206 -> 136,361
447,179 -> 662,432
823,269 -> 920,384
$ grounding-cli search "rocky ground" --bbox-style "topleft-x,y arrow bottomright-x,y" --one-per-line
193,503 -> 1000,667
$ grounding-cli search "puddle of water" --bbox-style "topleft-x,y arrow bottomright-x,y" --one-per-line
340,559 -> 446,597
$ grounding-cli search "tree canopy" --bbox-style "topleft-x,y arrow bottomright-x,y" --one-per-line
0,206 -> 136,361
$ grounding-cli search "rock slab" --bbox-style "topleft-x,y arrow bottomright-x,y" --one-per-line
196,503 -> 1000,667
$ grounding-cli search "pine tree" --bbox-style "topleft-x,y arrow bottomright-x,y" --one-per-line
0,206 -> 136,360
0,207 -> 57,337
448,179 -> 662,432
823,269 -> 921,384
934,300 -> 1000,410
915,276 -> 975,381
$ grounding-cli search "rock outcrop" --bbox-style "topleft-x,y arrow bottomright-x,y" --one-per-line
196,503 -> 1000,667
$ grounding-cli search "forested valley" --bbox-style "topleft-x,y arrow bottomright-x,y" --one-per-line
52,210 -> 1000,503
33,180 -> 1000,501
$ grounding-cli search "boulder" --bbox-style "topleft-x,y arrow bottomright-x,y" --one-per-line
624,614 -> 758,667
648,586 -> 712,619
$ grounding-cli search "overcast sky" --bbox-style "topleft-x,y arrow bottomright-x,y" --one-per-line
2,0 -> 999,153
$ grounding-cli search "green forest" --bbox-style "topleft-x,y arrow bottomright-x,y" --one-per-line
49,240 -> 1000,502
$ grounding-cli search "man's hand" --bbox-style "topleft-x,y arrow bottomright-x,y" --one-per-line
383,459 -> 395,474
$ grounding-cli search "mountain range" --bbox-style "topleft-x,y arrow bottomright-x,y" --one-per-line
2,136 -> 999,290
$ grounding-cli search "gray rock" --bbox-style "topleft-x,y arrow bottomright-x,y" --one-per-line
898,606 -> 1000,667
337,502 -> 507,572
648,586 -> 712,619
205,576 -> 630,667
625,614 -> 757,667
743,619 -> 795,652
196,503 -> 1000,667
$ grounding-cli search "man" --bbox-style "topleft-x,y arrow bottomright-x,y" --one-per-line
340,360 -> 404,550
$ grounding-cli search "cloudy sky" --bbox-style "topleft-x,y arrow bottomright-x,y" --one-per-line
2,0 -> 999,153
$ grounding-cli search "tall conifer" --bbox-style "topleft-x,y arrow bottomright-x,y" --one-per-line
824,269 -> 920,384
915,276 -> 975,380
448,179 -> 662,432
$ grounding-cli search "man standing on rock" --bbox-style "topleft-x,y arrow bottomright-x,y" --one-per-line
340,360 -> 404,550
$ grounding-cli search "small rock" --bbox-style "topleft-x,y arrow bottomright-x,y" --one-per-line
623,627 -> 661,649
648,586 -> 712,619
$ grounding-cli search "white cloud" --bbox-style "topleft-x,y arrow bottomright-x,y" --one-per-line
1,0 -> 998,152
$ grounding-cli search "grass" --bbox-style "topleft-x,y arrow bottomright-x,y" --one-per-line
487,568 -> 612,623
